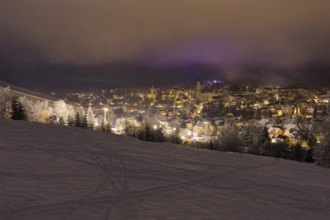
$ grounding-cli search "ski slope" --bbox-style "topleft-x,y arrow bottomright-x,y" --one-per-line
0,119 -> 329,220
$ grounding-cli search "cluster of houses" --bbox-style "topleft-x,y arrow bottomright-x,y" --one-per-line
65,81 -> 330,147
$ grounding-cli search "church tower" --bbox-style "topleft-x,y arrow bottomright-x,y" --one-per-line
147,86 -> 156,101
196,79 -> 201,99
151,86 -> 155,97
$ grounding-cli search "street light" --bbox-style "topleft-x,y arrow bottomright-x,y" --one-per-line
103,107 -> 109,124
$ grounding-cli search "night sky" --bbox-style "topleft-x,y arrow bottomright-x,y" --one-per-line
0,0 -> 330,90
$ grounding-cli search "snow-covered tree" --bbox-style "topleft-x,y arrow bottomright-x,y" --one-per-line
67,105 -> 76,121
76,106 -> 86,118
30,100 -> 55,123
0,87 -> 12,118
32,100 -> 51,122
18,96 -> 36,121
53,100 -> 69,123
17,98 -> 54,123
86,105 -> 95,129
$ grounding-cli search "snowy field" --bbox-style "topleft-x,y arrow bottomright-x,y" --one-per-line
0,119 -> 330,220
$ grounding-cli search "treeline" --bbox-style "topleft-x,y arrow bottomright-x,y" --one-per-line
211,138 -> 315,162
124,125 -> 181,144
209,124 -> 328,167
65,112 -> 112,132
8,97 -> 112,133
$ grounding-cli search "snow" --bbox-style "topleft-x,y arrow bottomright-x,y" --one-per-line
0,119 -> 330,220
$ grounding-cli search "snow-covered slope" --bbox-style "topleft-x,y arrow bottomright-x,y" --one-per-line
0,119 -> 330,220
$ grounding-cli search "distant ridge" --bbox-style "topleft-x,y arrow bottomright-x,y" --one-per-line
0,80 -> 96,110
0,80 -> 58,102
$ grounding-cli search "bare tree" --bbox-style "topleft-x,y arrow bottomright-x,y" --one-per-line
53,100 -> 69,123
0,87 -> 12,118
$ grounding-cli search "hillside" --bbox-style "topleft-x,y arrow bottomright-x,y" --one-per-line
0,80 -> 57,102
0,119 -> 329,220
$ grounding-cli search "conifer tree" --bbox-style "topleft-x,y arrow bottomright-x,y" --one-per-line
154,127 -> 165,142
137,128 -> 146,140
58,117 -> 65,125
314,135 -> 330,168
86,104 -> 95,129
291,143 -> 304,161
105,123 -> 112,133
240,125 -> 269,154
81,115 -> 88,129
101,120 -> 106,131
11,98 -> 20,120
11,97 -> 27,121
74,112 -> 82,127
67,116 -> 74,126
219,125 -> 241,152
208,141 -> 214,150
145,125 -> 154,141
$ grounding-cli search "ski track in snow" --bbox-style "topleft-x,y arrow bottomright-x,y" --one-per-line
0,120 -> 330,220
